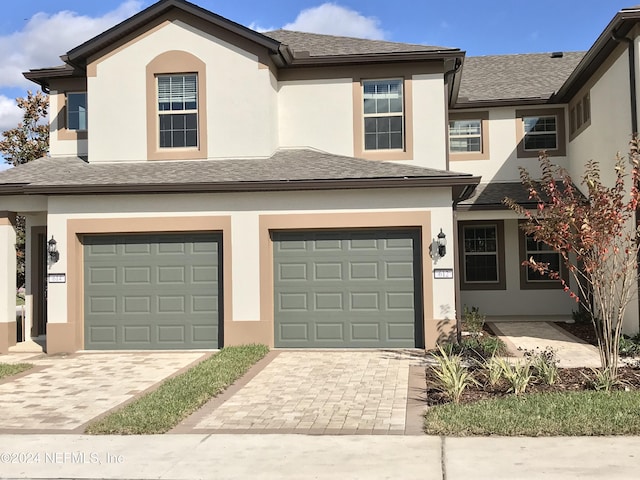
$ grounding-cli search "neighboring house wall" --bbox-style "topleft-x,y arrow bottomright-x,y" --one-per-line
456,210 -> 576,317
278,65 -> 448,169
43,187 -> 457,350
86,17 -> 278,162
566,40 -> 639,334
449,106 -> 569,182
49,78 -> 88,158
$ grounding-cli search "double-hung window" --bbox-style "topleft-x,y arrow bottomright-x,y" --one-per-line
523,115 -> 557,151
67,92 -> 87,131
459,221 -> 506,290
449,119 -> 481,153
363,79 -> 404,151
157,74 -> 198,148
519,228 -> 566,289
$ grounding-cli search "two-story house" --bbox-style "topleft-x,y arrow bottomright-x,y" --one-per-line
0,0 -> 638,354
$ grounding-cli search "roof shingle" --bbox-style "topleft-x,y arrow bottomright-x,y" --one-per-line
0,149 -> 477,194
265,30 -> 456,57
457,52 -> 585,104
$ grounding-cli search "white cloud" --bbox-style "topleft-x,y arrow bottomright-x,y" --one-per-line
248,22 -> 274,33
0,95 -> 22,133
282,3 -> 385,39
0,1 -> 144,89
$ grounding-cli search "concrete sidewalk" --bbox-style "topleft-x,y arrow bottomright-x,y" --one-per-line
0,434 -> 638,479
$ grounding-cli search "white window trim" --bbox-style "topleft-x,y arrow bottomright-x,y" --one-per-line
449,119 -> 482,153
157,73 -> 199,150
362,78 -> 405,152
522,115 -> 558,151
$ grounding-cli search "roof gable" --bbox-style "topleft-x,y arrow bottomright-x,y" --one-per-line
64,0 -> 283,68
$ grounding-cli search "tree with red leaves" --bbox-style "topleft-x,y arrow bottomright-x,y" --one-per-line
505,141 -> 640,377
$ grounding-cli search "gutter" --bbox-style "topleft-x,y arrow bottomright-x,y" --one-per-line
0,175 -> 481,196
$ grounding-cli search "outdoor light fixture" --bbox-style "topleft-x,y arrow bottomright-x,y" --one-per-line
48,236 -> 59,263
429,228 -> 447,260
437,229 -> 447,258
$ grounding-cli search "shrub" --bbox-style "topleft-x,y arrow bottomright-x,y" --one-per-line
430,345 -> 478,404
523,347 -> 559,385
463,306 -> 485,336
583,367 -> 620,392
619,335 -> 639,357
501,360 -> 533,395
484,355 -> 507,387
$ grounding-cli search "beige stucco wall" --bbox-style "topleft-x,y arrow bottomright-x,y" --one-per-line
567,42 -> 638,334
45,188 -> 456,329
450,106 -> 570,183
278,78 -> 354,156
88,19 -> 278,162
49,92 -> 88,158
457,210 -> 576,317
408,73 -> 447,170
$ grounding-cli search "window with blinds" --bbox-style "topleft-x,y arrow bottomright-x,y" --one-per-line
362,79 -> 404,151
157,74 -> 198,148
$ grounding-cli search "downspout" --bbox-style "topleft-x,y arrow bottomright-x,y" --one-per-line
611,31 -> 638,134
443,57 -> 464,343
612,31 -> 640,326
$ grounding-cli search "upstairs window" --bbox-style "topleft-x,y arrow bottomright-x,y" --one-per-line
449,119 -> 481,152
570,91 -> 591,138
516,108 -> 566,158
363,79 -> 404,151
523,115 -> 557,151
157,74 -> 198,148
67,92 -> 87,131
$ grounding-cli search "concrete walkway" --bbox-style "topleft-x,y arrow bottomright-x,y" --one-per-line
489,321 -> 601,368
0,352 -> 207,432
0,434 -> 639,479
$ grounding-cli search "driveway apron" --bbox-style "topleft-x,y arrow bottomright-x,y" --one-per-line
176,350 -> 428,435
0,352 -> 207,432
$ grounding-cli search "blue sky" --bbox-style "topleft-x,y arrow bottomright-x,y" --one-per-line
0,0 -> 634,166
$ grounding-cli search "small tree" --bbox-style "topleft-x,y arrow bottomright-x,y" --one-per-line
504,141 -> 640,377
0,90 -> 49,287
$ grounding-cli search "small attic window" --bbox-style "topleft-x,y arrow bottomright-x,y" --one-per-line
550,52 -> 564,58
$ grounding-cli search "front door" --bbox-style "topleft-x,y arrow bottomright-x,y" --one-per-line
31,228 -> 48,337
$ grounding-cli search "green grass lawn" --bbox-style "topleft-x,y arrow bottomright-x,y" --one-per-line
424,391 -> 640,436
0,363 -> 32,379
86,344 -> 269,435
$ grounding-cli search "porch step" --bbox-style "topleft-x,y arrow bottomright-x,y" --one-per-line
9,338 -> 45,353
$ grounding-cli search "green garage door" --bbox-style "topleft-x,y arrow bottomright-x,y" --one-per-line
273,230 -> 422,348
84,233 -> 221,350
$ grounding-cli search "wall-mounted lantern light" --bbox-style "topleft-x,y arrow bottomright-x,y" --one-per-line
437,229 -> 447,258
48,236 -> 59,263
430,228 -> 447,260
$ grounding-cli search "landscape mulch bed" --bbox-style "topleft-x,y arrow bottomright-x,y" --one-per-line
555,321 -> 598,346
425,365 -> 640,406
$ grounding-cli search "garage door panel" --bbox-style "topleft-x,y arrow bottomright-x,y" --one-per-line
274,230 -> 422,348
84,233 -> 221,350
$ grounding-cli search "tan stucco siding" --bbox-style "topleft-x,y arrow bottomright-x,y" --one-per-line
88,20 -> 277,162
278,78 -> 354,156
450,107 -> 570,183
44,188 -> 456,350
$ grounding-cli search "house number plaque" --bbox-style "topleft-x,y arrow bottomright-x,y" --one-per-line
48,273 -> 67,283
433,269 -> 453,279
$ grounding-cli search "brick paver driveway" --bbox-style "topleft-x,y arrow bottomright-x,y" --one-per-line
176,351 -> 428,435
0,352 -> 207,432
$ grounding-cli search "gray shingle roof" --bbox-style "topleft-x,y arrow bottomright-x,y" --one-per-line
265,30 -> 456,57
457,52 -> 585,104
0,149 -> 477,194
458,182 -> 533,209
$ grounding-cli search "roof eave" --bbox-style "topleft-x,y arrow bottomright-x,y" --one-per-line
452,96 -> 555,109
0,175 -> 480,196
555,8 -> 640,101
286,49 -> 462,67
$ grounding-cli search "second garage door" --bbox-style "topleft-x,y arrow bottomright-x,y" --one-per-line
273,229 -> 422,348
83,233 -> 221,350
